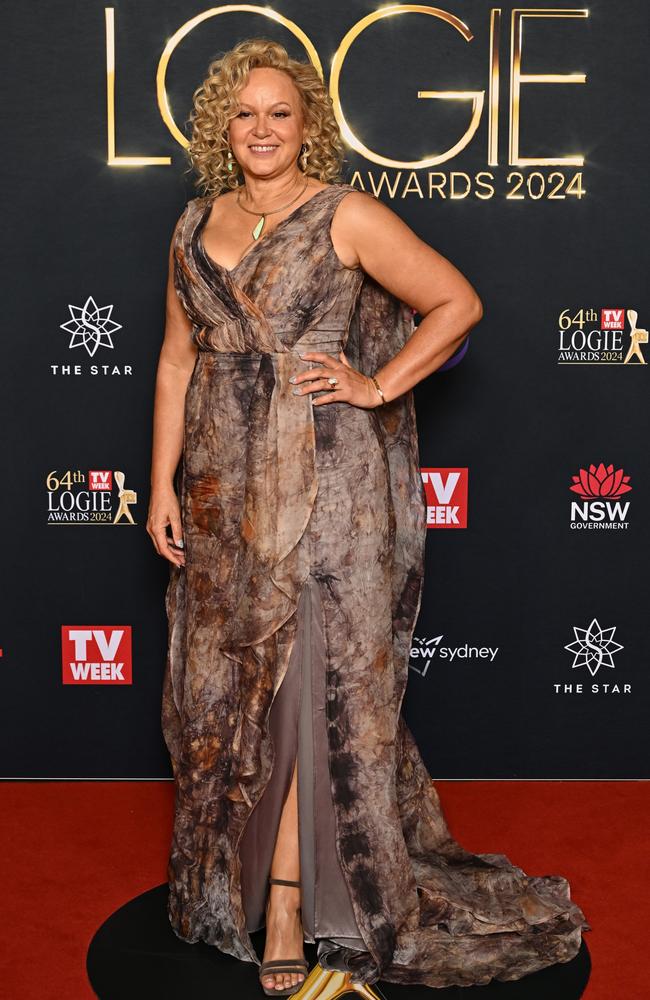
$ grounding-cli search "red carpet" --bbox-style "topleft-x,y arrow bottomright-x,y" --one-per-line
0,780 -> 645,999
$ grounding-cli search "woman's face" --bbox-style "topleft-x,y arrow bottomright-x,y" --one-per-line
228,67 -> 305,181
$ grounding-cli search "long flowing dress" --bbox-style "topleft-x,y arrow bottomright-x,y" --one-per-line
161,182 -> 591,988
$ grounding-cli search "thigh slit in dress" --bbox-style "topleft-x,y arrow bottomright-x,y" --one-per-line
238,573 -> 366,950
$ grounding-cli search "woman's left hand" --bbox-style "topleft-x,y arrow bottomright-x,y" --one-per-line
289,351 -> 382,408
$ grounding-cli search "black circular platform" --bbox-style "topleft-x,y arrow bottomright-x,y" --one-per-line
86,885 -> 591,999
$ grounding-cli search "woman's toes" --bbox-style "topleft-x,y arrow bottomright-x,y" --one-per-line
265,966 -> 305,989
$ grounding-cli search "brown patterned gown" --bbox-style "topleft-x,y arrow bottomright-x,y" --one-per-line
160,182 -> 591,988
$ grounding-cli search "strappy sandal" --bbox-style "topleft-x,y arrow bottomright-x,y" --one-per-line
259,876 -> 309,997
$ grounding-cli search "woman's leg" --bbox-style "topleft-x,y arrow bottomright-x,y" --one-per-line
238,582 -> 309,991
261,758 -> 306,992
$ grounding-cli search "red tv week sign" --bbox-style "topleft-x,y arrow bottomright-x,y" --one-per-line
600,308 -> 624,330
61,626 -> 132,684
421,468 -> 468,528
88,470 -> 113,491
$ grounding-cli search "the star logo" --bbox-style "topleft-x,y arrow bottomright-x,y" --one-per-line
60,296 -> 122,356
564,618 -> 624,677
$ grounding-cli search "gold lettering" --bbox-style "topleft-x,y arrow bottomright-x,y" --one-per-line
510,8 -> 588,165
105,7 -> 171,166
330,5 -> 484,168
156,5 -> 321,148
488,8 -> 502,165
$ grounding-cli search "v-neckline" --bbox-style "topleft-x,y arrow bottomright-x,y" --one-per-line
196,184 -> 335,277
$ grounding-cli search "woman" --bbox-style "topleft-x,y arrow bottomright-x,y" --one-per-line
148,38 -> 590,996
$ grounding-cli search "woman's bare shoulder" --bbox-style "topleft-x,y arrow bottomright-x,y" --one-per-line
335,187 -> 402,223
331,188 -> 411,269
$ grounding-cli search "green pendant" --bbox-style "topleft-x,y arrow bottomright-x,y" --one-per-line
252,215 -> 265,240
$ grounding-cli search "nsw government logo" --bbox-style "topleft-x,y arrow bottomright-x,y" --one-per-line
555,618 -> 628,695
46,469 -> 138,524
569,462 -> 632,530
557,307 -> 647,364
421,468 -> 468,528
61,626 -> 132,685
52,295 -> 132,376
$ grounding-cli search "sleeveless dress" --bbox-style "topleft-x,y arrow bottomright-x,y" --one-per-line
160,182 -> 591,988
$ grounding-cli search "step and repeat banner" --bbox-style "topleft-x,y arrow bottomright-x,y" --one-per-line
1,2 -> 647,778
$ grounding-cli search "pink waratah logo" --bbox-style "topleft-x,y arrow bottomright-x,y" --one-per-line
569,463 -> 632,499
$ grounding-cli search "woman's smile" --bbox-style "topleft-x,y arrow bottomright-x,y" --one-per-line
248,143 -> 279,155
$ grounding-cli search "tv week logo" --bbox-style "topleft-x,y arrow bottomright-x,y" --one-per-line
89,470 -> 113,491
600,308 -> 624,330
421,468 -> 468,528
61,626 -> 132,684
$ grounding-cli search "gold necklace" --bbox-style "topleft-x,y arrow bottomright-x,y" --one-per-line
236,177 -> 310,240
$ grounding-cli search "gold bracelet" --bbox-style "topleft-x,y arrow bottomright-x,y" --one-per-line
370,374 -> 386,405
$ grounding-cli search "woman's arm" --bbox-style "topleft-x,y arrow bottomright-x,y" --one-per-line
147,225 -> 198,567
329,191 -> 483,404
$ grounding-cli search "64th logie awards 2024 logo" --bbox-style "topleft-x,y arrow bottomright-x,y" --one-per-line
46,469 -> 138,524
557,307 -> 647,364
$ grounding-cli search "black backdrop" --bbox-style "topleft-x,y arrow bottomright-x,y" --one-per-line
1,1 -> 647,778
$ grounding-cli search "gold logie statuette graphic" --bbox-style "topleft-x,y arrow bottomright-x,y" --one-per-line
112,470 -> 138,525
624,309 -> 648,365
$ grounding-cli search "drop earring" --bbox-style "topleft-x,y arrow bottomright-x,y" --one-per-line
227,147 -> 234,172
299,139 -> 311,172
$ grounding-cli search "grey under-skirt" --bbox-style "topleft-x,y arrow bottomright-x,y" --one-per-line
239,573 -> 366,951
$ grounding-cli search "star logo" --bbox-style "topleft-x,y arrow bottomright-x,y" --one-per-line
60,296 -> 123,356
564,618 -> 623,677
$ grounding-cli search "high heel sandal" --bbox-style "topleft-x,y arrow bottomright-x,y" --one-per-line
259,876 -> 309,997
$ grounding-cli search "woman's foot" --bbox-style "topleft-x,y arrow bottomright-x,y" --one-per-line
261,881 -> 307,992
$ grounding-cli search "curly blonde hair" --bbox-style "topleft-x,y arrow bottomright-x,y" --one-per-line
186,37 -> 345,197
